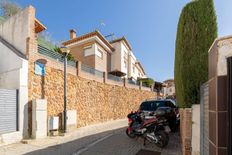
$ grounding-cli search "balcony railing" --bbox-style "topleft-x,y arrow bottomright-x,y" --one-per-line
38,44 -> 76,67
127,79 -> 139,85
81,64 -> 103,77
107,74 -> 123,82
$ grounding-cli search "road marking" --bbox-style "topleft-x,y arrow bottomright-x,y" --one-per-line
72,134 -> 113,155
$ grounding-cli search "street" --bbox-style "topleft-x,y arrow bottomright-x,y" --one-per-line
21,127 -> 181,155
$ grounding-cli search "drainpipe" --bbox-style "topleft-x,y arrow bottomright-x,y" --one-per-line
227,57 -> 232,155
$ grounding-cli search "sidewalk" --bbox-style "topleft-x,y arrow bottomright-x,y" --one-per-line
0,119 -> 127,155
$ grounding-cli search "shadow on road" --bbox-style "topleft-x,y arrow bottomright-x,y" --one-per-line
24,127 -> 181,155
24,127 -> 125,155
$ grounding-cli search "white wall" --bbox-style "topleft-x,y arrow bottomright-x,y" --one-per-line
0,41 -> 22,89
164,85 -> 175,97
192,104 -> 200,155
129,52 -> 137,79
120,42 -> 129,76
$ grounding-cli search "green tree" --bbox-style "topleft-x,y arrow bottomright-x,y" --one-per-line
54,47 -> 75,61
174,0 -> 217,108
138,78 -> 154,87
0,0 -> 22,18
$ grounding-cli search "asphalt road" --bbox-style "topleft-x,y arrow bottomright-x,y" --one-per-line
74,128 -> 182,155
18,127 -> 181,155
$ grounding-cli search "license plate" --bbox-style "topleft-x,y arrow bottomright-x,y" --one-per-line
164,126 -> 171,133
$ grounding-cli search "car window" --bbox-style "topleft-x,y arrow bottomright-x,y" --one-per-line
165,101 -> 176,108
154,101 -> 165,108
140,102 -> 152,111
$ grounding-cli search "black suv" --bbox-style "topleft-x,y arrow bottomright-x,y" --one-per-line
139,99 -> 179,132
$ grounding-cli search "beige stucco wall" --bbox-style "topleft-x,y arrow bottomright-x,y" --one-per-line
111,42 -> 122,72
217,37 -> 232,76
0,6 -> 33,55
94,43 -> 107,73
69,42 -> 95,69
69,42 -> 108,73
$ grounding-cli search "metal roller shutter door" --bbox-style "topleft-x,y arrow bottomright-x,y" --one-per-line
0,89 -> 18,134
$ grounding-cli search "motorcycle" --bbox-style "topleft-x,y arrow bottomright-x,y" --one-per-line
126,108 -> 171,148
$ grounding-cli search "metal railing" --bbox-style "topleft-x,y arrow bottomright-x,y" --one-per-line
107,74 -> 123,82
127,79 -> 139,85
81,64 -> 103,77
200,83 -> 209,155
38,44 -> 76,67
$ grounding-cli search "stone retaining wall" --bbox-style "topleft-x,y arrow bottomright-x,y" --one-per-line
28,61 -> 156,128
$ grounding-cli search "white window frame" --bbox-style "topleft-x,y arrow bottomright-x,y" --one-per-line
84,45 -> 93,57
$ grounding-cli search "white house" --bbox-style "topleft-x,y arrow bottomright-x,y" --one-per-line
0,6 -> 45,145
163,79 -> 175,98
110,37 -> 146,80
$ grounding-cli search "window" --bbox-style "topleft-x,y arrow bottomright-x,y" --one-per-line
139,101 -> 166,111
84,46 -> 93,57
96,48 -> 103,58
165,101 -> 175,108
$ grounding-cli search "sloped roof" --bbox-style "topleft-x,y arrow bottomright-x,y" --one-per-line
0,35 -> 27,60
62,30 -> 114,51
110,36 -> 132,51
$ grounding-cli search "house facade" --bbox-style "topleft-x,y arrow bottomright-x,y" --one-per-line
162,79 -> 175,98
63,32 -> 147,82
0,6 -> 45,145
62,30 -> 114,73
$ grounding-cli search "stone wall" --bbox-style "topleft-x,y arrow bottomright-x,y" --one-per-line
28,59 -> 156,127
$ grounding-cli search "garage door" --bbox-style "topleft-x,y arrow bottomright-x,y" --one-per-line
0,89 -> 18,134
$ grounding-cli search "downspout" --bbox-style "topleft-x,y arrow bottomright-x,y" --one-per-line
227,57 -> 232,155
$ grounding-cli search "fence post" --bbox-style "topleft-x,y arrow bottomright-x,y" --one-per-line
139,81 -> 142,90
76,61 -> 82,76
151,83 -> 154,92
103,72 -> 107,83
123,78 -> 127,87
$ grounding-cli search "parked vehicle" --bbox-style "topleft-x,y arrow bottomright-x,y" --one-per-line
138,99 -> 179,132
126,109 -> 171,148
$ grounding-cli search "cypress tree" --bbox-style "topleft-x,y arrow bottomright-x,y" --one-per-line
174,0 -> 217,108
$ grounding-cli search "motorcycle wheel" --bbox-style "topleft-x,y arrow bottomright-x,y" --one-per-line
155,131 -> 169,148
126,128 -> 136,139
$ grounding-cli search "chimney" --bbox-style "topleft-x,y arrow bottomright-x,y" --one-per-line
69,29 -> 76,39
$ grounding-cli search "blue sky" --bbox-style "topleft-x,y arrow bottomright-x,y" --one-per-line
13,0 -> 232,82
